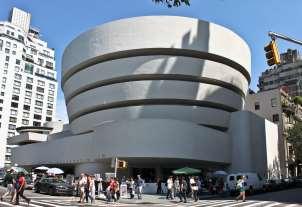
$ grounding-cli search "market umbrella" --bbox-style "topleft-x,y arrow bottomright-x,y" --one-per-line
10,166 -> 28,174
213,170 -> 228,176
46,168 -> 64,175
172,167 -> 201,175
34,166 -> 49,171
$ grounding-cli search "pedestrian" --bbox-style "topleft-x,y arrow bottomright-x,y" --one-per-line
174,176 -> 180,200
156,177 -> 162,194
190,177 -> 198,202
84,174 -> 90,203
78,173 -> 86,203
97,176 -> 103,197
0,169 -> 15,202
179,176 -> 187,203
14,172 -> 30,205
136,175 -> 144,199
114,178 -> 120,201
88,176 -> 95,203
166,176 -> 173,200
127,177 -> 135,199
235,176 -> 246,202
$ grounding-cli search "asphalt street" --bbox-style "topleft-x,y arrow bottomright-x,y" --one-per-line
0,186 -> 301,206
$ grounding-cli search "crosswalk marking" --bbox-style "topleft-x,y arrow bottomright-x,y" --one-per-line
0,198 -> 301,207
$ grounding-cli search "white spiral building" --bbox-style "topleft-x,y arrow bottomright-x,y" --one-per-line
11,16 -> 280,180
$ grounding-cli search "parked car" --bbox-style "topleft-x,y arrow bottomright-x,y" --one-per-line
34,177 -> 73,196
225,172 -> 265,195
0,170 -> 4,185
25,175 -> 34,190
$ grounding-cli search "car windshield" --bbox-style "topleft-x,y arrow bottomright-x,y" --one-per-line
49,179 -> 65,184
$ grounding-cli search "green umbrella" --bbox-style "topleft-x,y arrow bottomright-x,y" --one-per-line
172,167 -> 201,175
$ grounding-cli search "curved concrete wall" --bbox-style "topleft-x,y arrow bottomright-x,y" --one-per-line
62,16 -> 251,135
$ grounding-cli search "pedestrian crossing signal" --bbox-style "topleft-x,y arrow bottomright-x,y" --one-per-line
118,160 -> 127,168
264,40 -> 281,66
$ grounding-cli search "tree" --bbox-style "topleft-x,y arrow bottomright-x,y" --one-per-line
286,121 -> 302,172
153,0 -> 190,8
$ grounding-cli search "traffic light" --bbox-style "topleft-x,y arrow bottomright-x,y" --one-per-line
264,40 -> 281,66
117,160 -> 127,168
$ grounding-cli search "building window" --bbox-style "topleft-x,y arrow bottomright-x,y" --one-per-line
38,80 -> 45,86
1,84 -> 5,90
273,114 -> 279,122
34,107 -> 42,114
12,50 -> 16,55
0,92 -> 4,96
23,105 -> 30,111
49,83 -> 55,89
2,77 -> 6,83
10,109 -> 17,116
33,121 -> 41,127
9,117 -> 17,123
13,44 -> 17,48
35,100 -> 43,107
27,77 -> 33,83
23,112 -> 29,118
8,124 -> 16,130
48,96 -> 54,102
13,80 -> 21,87
11,102 -> 18,108
47,103 -> 53,109
34,114 -> 42,120
255,102 -> 260,110
5,56 -> 9,61
22,119 -> 29,125
14,73 -> 22,80
48,90 -> 54,96
6,41 -> 11,47
36,94 -> 44,100
47,72 -> 54,78
271,98 -> 278,107
8,132 -> 15,137
24,98 -> 31,104
14,66 -> 20,72
13,87 -> 20,94
26,84 -> 32,90
37,87 -> 44,93
15,59 -> 20,65
0,99 -> 3,104
3,70 -> 8,74
46,110 -> 52,116
4,63 -> 8,68
25,63 -> 34,74
38,58 -> 43,66
12,95 -> 19,101
25,91 -> 32,97
5,48 -> 9,54
46,117 -> 52,122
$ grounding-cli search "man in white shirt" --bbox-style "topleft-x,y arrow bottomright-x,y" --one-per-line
166,176 -> 174,200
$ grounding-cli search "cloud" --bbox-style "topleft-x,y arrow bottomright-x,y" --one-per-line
55,98 -> 69,124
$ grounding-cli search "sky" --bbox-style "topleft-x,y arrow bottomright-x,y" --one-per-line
1,0 -> 302,123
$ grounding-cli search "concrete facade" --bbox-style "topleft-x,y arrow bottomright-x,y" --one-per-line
245,88 -> 302,177
11,16 -> 279,180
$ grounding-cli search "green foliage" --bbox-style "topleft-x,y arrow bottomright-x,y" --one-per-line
293,96 -> 302,106
153,0 -> 190,8
287,122 -> 302,164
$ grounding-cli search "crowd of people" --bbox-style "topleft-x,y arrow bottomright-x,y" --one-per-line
75,173 -> 145,203
0,169 -> 30,205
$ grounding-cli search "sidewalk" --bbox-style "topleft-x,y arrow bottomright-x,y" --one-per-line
97,193 -> 219,205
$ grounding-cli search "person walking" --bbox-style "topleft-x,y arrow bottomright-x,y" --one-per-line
88,176 -> 95,203
0,169 -> 15,202
97,176 -> 103,197
235,176 -> 246,202
179,177 -> 187,203
78,173 -> 87,203
136,175 -> 144,199
166,176 -> 174,200
84,174 -> 90,203
127,177 -> 135,199
174,176 -> 180,200
114,178 -> 120,201
156,177 -> 162,194
191,177 -> 199,202
14,172 -> 30,205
